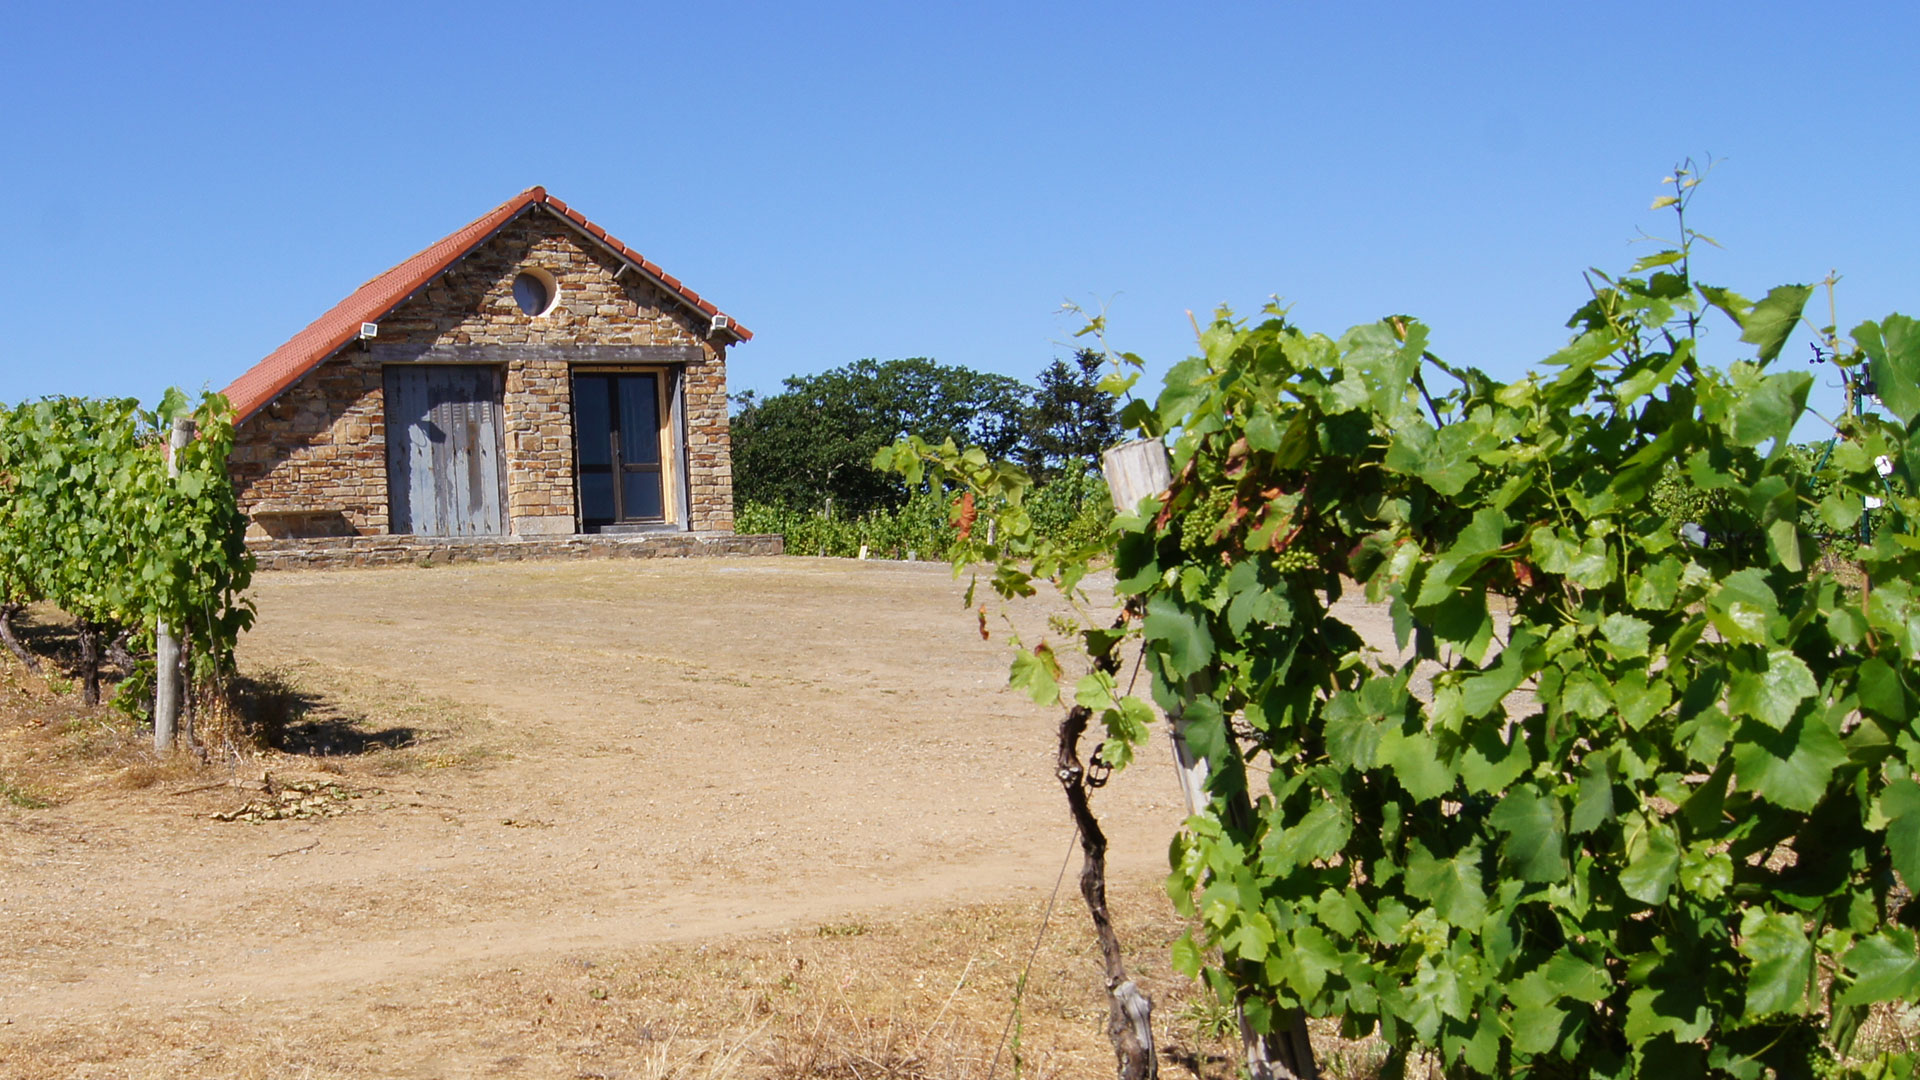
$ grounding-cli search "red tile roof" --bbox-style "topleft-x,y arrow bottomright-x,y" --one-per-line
222,186 -> 750,422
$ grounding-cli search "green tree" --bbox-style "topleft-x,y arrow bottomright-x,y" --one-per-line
1021,348 -> 1122,480
730,357 -> 1030,517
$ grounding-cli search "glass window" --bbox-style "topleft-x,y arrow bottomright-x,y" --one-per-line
572,377 -> 611,466
513,272 -> 550,316
617,374 -> 661,465
579,473 -> 616,522
622,471 -> 664,521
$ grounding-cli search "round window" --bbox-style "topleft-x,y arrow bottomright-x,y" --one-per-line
512,270 -> 556,317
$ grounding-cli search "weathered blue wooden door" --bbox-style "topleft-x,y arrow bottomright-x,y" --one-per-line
384,365 -> 507,536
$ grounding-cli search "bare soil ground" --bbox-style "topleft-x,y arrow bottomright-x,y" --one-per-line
0,557 -> 1402,1079
0,557 -> 1420,1068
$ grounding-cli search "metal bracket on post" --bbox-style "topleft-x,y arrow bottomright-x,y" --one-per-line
154,417 -> 195,754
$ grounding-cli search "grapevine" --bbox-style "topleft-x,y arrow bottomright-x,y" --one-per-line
0,391 -> 253,715
882,170 -> 1920,1078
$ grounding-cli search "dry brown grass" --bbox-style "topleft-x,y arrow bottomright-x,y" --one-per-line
0,654 -> 164,807
0,880 -> 1264,1080
0,642 -> 506,814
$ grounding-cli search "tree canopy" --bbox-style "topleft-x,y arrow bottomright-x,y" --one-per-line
1021,348 -> 1124,480
730,354 -> 1116,516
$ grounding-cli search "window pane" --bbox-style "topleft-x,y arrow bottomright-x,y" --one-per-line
573,377 -> 611,466
513,273 -> 548,316
579,472 -> 615,522
617,374 -> 661,465
622,470 -> 664,520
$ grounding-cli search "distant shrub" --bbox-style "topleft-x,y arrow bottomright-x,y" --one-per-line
737,469 -> 1113,561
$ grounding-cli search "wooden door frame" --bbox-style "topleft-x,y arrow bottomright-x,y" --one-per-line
569,366 -> 683,531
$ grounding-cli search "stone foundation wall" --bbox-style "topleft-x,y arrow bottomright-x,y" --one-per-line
248,531 -> 783,572
230,204 -> 737,539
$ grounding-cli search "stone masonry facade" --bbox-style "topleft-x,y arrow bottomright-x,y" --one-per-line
228,206 -> 736,539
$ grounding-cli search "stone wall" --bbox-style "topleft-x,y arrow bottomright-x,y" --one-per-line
249,531 -> 782,572
229,205 -> 737,539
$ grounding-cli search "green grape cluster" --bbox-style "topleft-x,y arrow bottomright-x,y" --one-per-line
1179,481 -> 1238,555
1269,543 -> 1316,573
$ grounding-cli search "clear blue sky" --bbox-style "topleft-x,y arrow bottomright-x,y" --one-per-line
1,2 -> 1913,436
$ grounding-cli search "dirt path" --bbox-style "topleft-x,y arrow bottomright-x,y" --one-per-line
0,562 -> 1182,1025
0,556 -> 1413,1077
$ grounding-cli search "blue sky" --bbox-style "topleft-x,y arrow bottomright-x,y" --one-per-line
1,2 -> 1913,436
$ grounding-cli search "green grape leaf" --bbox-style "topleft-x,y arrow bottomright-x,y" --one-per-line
1458,628 -> 1537,717
1858,314 -> 1920,426
1144,596 -> 1213,679
1489,787 -> 1567,882
1619,821 -> 1681,905
1610,668 -> 1672,730
1009,647 -> 1060,707
1858,658 -> 1910,725
1631,250 -> 1686,272
1727,649 -> 1817,730
1599,613 -> 1652,659
1383,419 -> 1479,496
1728,371 -> 1812,448
1544,952 -> 1611,1003
1380,728 -> 1455,801
1405,841 -> 1487,928
1767,518 -> 1804,572
1709,569 -> 1780,646
1459,725 -> 1530,795
1838,928 -> 1920,1007
1074,671 -> 1117,711
1880,779 -> 1920,889
1507,1003 -> 1568,1055
1629,558 -> 1684,610
1570,753 -> 1615,835
1323,691 -> 1382,770
1425,589 -> 1496,666
1170,933 -> 1205,978
1626,981 -> 1711,1043
1739,910 -> 1813,1017
1740,285 -> 1814,363
1273,798 -> 1353,869
1243,412 -> 1282,453
1732,713 -> 1848,812
1225,909 -> 1276,963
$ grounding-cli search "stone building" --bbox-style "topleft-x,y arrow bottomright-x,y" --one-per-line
223,187 -> 766,562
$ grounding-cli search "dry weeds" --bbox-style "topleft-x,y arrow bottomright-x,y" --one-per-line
1,876 -> 1259,1080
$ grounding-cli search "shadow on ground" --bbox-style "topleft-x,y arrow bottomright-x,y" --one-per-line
228,672 -> 419,757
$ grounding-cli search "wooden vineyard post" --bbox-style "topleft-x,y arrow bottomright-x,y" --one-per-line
1102,441 -> 1210,816
1100,438 -> 1321,1080
153,417 -> 194,753
1100,440 -> 1172,517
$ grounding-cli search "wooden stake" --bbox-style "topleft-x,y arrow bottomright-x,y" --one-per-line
1101,439 -> 1320,1080
1100,439 -> 1172,515
154,417 -> 194,754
